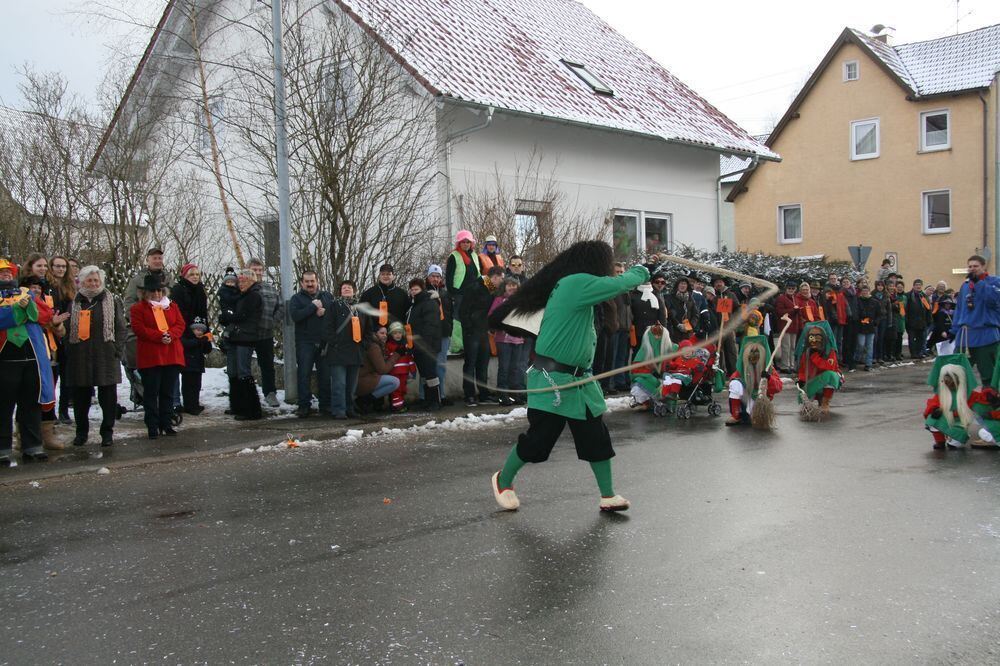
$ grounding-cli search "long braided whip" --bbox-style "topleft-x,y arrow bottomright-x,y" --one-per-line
465,254 -> 778,396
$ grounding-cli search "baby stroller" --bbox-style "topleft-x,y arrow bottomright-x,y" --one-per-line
652,345 -> 725,419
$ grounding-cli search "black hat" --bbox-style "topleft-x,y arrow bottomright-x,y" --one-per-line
146,247 -> 164,257
378,263 -> 394,273
141,274 -> 164,292
784,279 -> 798,288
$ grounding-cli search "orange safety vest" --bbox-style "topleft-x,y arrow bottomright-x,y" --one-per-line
479,252 -> 505,272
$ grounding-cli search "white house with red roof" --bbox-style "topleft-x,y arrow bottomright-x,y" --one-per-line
91,0 -> 774,275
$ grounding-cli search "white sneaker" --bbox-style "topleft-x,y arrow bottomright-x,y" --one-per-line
599,494 -> 630,512
978,428 -> 996,444
491,471 -> 519,511
265,392 -> 280,408
945,437 -> 965,449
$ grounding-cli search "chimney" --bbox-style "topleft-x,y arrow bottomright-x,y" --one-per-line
869,24 -> 895,45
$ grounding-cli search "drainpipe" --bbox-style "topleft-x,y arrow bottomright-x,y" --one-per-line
716,155 -> 759,252
444,106 -> 495,236
994,71 -> 1000,275
980,91 -> 990,259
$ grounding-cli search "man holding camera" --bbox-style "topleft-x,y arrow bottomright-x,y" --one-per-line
951,255 -> 1000,384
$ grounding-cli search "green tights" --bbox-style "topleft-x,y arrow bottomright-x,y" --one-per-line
498,446 -> 615,497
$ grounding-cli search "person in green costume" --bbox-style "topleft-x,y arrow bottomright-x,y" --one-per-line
628,323 -> 675,409
726,334 -> 782,426
487,241 -> 650,512
923,354 -> 995,449
795,321 -> 842,418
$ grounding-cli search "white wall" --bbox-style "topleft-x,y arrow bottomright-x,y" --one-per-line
446,109 -> 721,251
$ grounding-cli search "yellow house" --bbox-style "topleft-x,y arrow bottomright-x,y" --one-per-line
729,25 -> 1000,287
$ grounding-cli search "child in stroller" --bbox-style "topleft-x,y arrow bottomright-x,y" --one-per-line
660,340 -> 725,418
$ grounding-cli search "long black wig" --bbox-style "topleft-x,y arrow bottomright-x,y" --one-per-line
488,240 -> 617,334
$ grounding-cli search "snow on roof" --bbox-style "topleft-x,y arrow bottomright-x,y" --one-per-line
335,0 -> 777,160
720,133 -> 768,182
852,24 -> 1000,96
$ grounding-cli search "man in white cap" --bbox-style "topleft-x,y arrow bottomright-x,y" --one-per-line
479,235 -> 505,273
424,264 -> 453,404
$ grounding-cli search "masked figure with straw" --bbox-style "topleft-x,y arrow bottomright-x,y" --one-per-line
629,322 -> 675,410
924,354 -> 995,449
796,321 -> 842,420
487,241 -> 649,512
726,334 -> 782,427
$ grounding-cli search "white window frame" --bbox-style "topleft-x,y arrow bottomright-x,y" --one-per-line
777,204 -> 803,245
850,118 -> 880,160
641,212 -> 673,254
843,60 -> 859,81
919,109 -> 951,152
611,209 -> 673,257
922,189 -> 952,235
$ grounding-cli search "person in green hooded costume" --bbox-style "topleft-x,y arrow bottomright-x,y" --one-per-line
628,323 -> 675,409
487,241 -> 650,512
924,353 -> 995,449
795,321 -> 842,418
726,334 -> 782,426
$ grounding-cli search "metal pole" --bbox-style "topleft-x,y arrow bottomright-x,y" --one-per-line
272,0 -> 297,404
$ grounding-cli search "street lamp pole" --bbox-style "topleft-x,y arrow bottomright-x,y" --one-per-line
271,0 -> 297,404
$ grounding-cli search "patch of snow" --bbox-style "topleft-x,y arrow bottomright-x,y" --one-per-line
29,480 -> 40,488
96,467 -> 110,475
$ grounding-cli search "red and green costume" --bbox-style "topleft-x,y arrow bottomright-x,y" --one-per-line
795,321 -> 841,403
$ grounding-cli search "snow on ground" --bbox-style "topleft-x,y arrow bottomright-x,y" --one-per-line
101,367 -> 294,424
238,396 -> 637,455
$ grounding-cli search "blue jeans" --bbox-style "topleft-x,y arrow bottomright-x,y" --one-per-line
372,374 -> 399,399
496,342 -> 529,390
296,341 -> 331,410
611,330 -> 631,389
329,364 -> 359,416
420,337 -> 451,400
856,332 -> 875,367
227,345 -> 254,379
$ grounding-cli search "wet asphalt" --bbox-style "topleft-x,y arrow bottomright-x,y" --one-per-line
2,363 -> 1000,664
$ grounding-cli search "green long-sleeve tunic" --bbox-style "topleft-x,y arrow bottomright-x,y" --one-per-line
527,266 -> 649,419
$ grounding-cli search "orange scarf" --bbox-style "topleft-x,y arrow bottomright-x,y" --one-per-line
152,305 -> 169,333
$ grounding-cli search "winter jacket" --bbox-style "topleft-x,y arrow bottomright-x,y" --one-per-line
458,277 -> 493,333
489,295 -> 525,345
322,299 -> 362,366
446,249 -> 482,294
256,281 -> 283,338
825,289 -> 849,326
665,290 -> 699,340
359,282 -> 410,327
123,268 -> 172,313
171,278 -> 212,372
613,291 -> 632,333
64,290 -> 127,387
630,286 -> 667,342
130,300 -> 185,369
357,338 -> 399,397
951,273 -> 1000,347
227,283 -> 264,345
790,293 -> 821,334
427,283 -> 454,338
288,289 -> 336,344
856,295 -> 882,334
775,293 -> 796,326
407,290 -> 443,354
904,289 -> 933,330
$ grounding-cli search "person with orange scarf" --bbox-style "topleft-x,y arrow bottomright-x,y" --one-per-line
130,274 -> 185,439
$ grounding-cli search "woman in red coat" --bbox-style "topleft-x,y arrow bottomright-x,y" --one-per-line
130,274 -> 185,439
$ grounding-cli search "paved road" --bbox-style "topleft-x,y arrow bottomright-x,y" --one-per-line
2,364 -> 1000,664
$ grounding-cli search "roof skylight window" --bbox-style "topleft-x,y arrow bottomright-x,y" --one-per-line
562,60 -> 614,96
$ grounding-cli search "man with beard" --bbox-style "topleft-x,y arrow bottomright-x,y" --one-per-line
487,242 -> 648,512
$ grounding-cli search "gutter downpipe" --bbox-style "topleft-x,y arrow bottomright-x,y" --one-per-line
443,106 -> 495,237
716,155 -> 759,252
994,71 -> 1000,275
980,91 -> 990,261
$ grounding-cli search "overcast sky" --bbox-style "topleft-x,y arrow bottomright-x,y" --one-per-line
2,0 -> 1000,134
